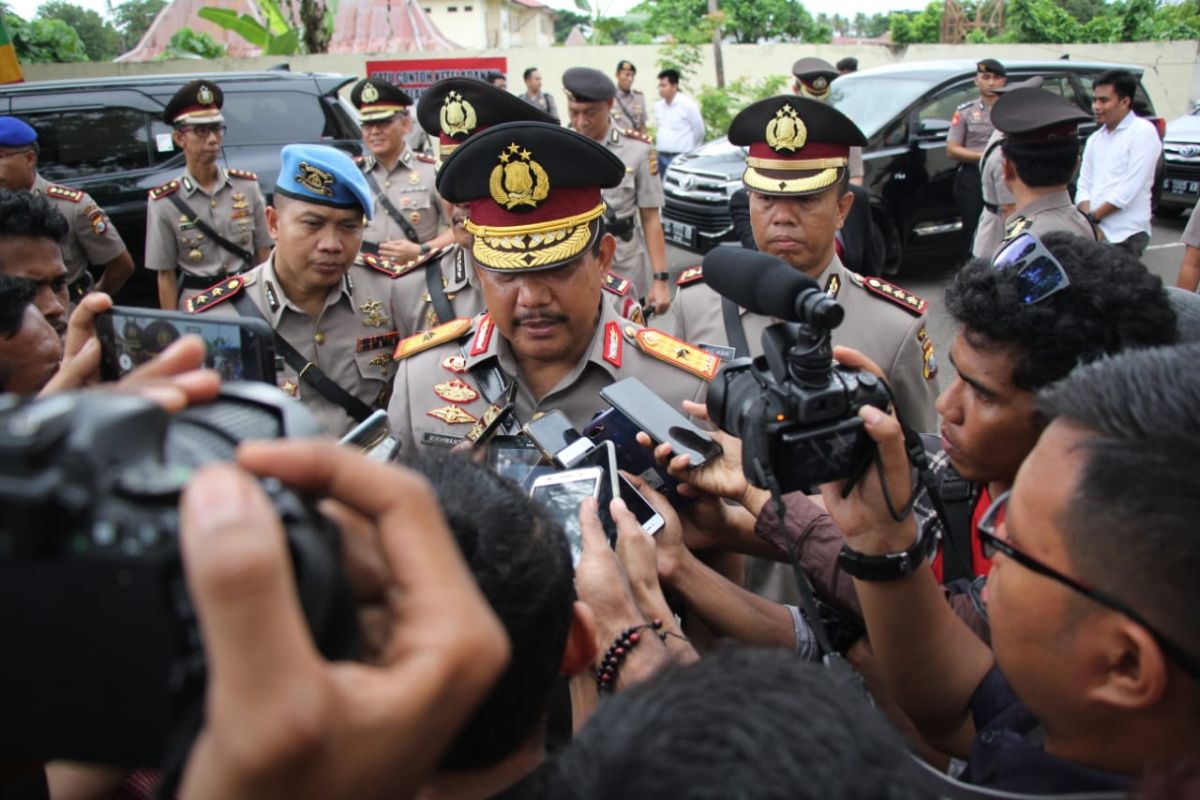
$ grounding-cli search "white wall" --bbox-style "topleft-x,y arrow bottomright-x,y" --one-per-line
22,39 -> 1200,121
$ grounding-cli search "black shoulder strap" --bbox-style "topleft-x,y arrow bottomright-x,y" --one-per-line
614,94 -> 638,127
979,137 -> 1003,175
362,169 -> 420,244
166,191 -> 254,269
937,464 -> 978,583
721,296 -> 751,359
229,291 -> 373,423
425,255 -> 456,326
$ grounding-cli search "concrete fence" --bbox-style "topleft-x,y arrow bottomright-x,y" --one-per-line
20,39 -> 1200,122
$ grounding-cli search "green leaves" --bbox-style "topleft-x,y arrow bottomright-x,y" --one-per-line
5,12 -> 87,62
157,25 -> 226,59
197,0 -> 300,54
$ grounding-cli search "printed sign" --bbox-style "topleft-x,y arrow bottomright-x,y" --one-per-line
367,57 -> 508,103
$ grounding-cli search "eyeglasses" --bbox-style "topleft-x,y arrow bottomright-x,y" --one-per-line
979,490 -> 1200,679
991,232 -> 1071,305
183,124 -> 227,139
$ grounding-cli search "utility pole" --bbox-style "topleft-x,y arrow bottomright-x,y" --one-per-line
708,0 -> 725,88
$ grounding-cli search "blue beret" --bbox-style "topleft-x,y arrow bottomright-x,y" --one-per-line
0,117 -> 37,148
274,144 -> 373,220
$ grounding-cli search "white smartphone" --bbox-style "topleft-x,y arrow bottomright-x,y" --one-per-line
618,474 -> 666,536
529,467 -> 604,567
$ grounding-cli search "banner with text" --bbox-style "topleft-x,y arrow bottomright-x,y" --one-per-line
367,58 -> 508,103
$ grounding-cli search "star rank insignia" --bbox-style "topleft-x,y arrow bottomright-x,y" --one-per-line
676,266 -> 704,287
856,275 -> 928,316
427,405 -> 478,425
433,378 -> 480,404
393,318 -> 471,360
635,328 -> 721,380
185,274 -> 252,313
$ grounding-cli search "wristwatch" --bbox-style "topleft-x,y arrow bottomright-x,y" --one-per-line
836,524 -> 935,582
653,271 -> 670,281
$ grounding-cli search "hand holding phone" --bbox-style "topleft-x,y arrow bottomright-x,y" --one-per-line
529,467 -> 605,567
599,378 -> 722,468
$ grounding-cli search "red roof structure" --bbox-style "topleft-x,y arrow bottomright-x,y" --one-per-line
118,0 -> 459,61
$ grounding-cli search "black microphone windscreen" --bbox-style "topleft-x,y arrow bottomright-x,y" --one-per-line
701,247 -> 820,321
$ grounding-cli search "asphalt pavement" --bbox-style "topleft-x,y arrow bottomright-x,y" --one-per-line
665,209 -> 1195,384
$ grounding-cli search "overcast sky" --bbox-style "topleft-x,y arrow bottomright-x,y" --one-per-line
7,0 -> 926,26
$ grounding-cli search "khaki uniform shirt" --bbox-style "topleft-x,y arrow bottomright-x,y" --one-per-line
191,256 -> 417,437
1183,207 -> 1200,249
1001,189 -> 1098,250
146,169 -> 270,278
602,123 -> 664,299
948,98 -> 995,153
359,150 -> 443,247
613,88 -> 648,133
662,255 -> 939,432
386,300 -> 711,451
388,244 -> 486,333
972,131 -> 1015,259
32,174 -> 127,286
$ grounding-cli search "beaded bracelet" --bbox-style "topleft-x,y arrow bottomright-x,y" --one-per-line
595,619 -> 663,694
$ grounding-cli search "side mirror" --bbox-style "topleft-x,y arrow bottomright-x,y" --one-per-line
914,118 -> 952,140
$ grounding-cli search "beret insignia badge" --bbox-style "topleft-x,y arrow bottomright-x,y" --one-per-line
296,161 -> 335,196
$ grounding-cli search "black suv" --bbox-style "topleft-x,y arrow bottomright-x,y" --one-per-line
0,70 -> 363,304
661,59 -> 1163,272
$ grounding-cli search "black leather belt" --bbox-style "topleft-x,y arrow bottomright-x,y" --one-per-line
180,271 -> 232,290
606,214 -> 636,242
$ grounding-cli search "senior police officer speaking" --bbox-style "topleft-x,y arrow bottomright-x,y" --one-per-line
0,117 -> 134,302
664,96 -> 939,433
386,122 -> 712,452
189,145 -> 419,437
145,79 -> 272,311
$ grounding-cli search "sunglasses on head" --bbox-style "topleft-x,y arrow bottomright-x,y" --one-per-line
991,232 -> 1071,305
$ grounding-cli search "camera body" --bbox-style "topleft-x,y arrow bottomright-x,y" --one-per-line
708,317 -> 890,495
0,384 -> 359,765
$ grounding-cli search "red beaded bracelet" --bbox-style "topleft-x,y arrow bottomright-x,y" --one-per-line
595,619 -> 663,694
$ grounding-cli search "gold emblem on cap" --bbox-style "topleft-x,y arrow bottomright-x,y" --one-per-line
766,104 -> 807,153
489,142 -> 550,211
440,91 -> 478,138
361,82 -> 380,104
197,84 -> 215,105
812,76 -> 828,91
296,162 -> 336,197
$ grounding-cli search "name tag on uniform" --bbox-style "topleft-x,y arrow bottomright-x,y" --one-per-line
698,342 -> 736,360
421,431 -> 464,448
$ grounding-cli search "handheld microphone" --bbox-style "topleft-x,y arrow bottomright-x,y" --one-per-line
701,247 -> 844,329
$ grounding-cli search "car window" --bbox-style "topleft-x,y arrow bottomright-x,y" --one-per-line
828,74 -> 940,138
23,107 -> 155,181
917,82 -> 976,126
222,90 -> 327,144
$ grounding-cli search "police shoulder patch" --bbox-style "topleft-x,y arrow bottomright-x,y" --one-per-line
849,272 -> 927,316
185,274 -> 255,313
392,317 -> 472,361
603,272 -> 631,297
149,180 -> 180,201
227,167 -> 258,181
676,266 -> 704,287
620,128 -> 652,145
45,184 -> 83,203
634,327 -> 721,381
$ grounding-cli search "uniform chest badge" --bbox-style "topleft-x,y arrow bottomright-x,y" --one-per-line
442,355 -> 468,373
369,353 -> 392,374
490,143 -> 550,210
427,405 -> 478,425
409,171 -> 421,185
766,104 -> 807,153
280,379 -> 299,397
359,298 -> 388,328
434,378 -> 479,404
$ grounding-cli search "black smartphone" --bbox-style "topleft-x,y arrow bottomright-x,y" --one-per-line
600,377 -> 722,468
487,434 -> 547,488
523,409 -> 592,466
572,440 -> 622,542
583,406 -> 690,509
96,306 -> 276,383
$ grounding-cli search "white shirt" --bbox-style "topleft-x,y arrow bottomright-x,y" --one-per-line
1075,111 -> 1162,244
654,92 -> 705,154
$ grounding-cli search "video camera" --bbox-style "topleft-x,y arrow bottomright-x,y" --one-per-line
0,384 -> 359,767
702,248 -> 891,495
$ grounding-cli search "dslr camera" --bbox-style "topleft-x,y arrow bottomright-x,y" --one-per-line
0,384 -> 359,767
703,249 -> 891,495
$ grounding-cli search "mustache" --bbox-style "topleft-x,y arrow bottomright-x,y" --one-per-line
514,313 -> 568,326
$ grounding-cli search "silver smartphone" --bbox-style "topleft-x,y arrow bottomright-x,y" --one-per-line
529,467 -> 604,567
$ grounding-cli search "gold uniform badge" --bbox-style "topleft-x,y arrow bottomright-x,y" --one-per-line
440,91 -> 478,137
766,104 -> 807,153
490,143 -> 550,210
296,162 -> 336,196
361,82 -> 380,103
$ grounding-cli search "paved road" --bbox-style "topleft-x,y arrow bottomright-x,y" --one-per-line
666,209 -> 1194,384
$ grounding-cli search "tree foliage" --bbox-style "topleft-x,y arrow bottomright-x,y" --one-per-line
108,0 -> 167,52
698,74 -> 788,140
632,0 -> 830,44
198,0 -> 299,54
4,11 -> 87,62
157,25 -> 225,58
553,8 -> 587,42
888,2 -> 942,44
36,0 -> 120,60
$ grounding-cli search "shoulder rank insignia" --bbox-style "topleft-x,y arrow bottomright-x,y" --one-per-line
851,273 -> 927,316
621,128 -> 652,145
416,152 -> 437,164
603,273 -> 631,297
227,168 -> 258,181
427,405 -> 478,425
185,274 -> 254,313
676,266 -> 704,287
45,184 -> 83,203
393,318 -> 471,361
635,327 -> 721,381
148,180 -> 180,201
353,155 -> 367,166
1004,215 -> 1033,240
361,247 -> 445,279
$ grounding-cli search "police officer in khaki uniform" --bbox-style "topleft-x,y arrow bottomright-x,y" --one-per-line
972,77 -> 1043,259
145,80 -> 272,310
563,67 -> 671,315
351,78 -> 453,262
0,117 -> 134,300
664,96 -> 939,433
990,87 -> 1100,252
189,144 -> 418,438
386,121 -> 712,452
613,60 -> 648,134
791,58 -> 864,183
948,59 -> 1007,259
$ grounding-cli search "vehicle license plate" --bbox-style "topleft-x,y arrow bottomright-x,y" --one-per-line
1164,178 -> 1200,196
663,219 -> 696,247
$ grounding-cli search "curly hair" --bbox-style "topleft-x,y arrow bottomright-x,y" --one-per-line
945,231 -> 1177,391
0,189 -> 69,243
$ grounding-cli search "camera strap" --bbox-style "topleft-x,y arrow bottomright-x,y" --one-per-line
362,170 -> 421,244
789,550 -> 866,695
165,192 -> 255,270
230,293 -> 374,424
720,297 -> 751,359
